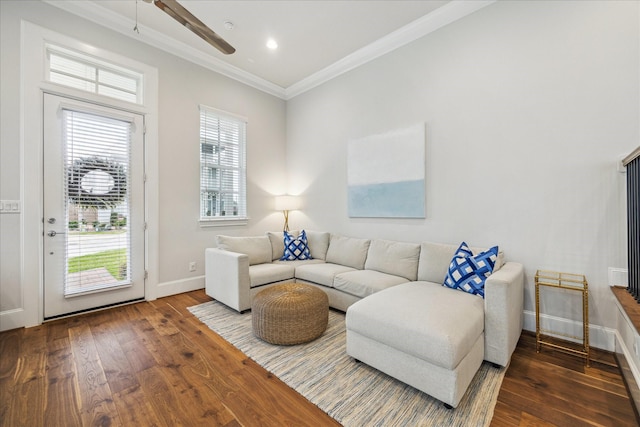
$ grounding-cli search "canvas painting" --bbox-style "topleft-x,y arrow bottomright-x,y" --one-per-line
348,123 -> 425,218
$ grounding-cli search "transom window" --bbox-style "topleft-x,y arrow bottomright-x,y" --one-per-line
46,44 -> 143,104
199,106 -> 247,221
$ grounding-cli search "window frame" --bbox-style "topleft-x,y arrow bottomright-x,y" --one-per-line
46,43 -> 144,105
198,105 -> 248,226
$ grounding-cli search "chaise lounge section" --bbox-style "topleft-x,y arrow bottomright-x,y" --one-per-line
345,243 -> 525,407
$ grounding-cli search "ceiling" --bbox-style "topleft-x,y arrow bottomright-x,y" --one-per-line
45,0 -> 494,99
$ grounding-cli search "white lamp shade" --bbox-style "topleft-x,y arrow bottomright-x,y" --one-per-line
275,195 -> 301,211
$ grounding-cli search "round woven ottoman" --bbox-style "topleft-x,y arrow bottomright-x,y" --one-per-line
252,283 -> 329,345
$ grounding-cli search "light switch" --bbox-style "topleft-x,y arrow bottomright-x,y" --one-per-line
0,200 -> 21,213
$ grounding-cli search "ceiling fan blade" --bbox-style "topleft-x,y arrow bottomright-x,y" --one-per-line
153,0 -> 236,55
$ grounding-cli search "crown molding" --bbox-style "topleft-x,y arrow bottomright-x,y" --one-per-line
285,0 -> 496,99
41,0 -> 287,99
42,0 -> 495,101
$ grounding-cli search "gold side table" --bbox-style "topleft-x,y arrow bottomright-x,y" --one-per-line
535,270 -> 589,366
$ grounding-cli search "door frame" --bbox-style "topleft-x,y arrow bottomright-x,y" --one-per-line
42,94 -> 147,319
19,22 -> 159,327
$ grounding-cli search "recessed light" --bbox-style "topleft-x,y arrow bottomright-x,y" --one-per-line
266,39 -> 278,50
224,21 -> 235,30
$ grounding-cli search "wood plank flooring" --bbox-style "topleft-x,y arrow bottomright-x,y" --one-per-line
491,332 -> 638,426
0,290 -> 637,426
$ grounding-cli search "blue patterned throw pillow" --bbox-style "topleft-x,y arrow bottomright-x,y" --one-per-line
280,230 -> 313,261
443,242 -> 498,298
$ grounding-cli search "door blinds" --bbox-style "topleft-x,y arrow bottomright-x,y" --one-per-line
62,108 -> 132,295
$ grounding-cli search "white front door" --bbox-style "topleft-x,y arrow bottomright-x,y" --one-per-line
43,93 -> 146,319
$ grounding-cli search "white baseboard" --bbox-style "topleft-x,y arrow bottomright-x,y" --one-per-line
0,308 -> 25,332
523,310 -> 616,352
612,292 -> 640,412
614,328 -> 640,390
154,275 -> 205,300
0,277 -> 206,331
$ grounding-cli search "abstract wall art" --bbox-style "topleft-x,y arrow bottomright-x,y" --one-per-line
347,123 -> 425,218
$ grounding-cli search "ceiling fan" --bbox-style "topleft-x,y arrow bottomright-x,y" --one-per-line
144,0 -> 235,55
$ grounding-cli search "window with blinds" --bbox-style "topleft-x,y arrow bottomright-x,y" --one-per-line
47,44 -> 143,104
63,108 -> 132,295
199,106 -> 247,221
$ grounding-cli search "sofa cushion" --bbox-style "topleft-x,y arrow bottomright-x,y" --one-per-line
273,259 -> 325,267
417,242 -> 459,283
364,239 -> 420,281
346,281 -> 484,370
280,230 -> 312,260
325,234 -> 370,270
295,263 -> 357,287
249,263 -> 295,287
444,242 -> 498,298
334,270 -> 408,298
305,230 -> 330,260
267,230 -> 299,261
217,235 -> 272,266
418,241 -> 504,283
267,230 -> 329,261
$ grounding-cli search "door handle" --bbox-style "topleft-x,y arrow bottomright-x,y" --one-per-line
47,230 -> 66,237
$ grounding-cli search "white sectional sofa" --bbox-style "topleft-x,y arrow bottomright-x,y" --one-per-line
205,230 -> 524,408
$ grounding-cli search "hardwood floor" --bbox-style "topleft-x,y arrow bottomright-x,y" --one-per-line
0,290 -> 637,426
0,291 -> 339,427
491,333 -> 638,427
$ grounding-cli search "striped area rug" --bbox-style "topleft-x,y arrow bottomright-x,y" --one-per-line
188,301 -> 505,426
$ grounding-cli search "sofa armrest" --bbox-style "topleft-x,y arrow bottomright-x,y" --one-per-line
484,261 -> 524,367
205,248 -> 251,312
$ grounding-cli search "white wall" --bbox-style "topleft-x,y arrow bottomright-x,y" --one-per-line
2,0 -> 638,343
0,0 -> 286,329
286,0 -> 639,339
152,45 -> 287,292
